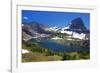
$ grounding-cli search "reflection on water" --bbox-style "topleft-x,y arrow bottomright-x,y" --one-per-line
29,39 -> 89,53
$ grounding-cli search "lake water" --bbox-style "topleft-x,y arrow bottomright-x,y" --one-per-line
30,39 -> 89,53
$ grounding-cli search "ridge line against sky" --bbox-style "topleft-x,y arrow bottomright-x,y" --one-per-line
22,10 -> 90,29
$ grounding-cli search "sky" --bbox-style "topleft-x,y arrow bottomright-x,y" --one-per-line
22,10 -> 90,29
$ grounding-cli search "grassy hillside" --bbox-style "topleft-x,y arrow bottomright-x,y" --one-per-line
22,40 -> 90,62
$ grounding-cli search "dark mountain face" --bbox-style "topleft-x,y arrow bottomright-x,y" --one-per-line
66,17 -> 89,33
67,17 -> 87,32
22,22 -> 53,38
23,22 -> 46,34
22,25 -> 35,36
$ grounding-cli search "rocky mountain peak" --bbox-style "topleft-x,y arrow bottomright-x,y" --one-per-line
67,17 -> 87,31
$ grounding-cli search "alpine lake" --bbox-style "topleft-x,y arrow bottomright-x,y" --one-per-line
22,37 -> 90,62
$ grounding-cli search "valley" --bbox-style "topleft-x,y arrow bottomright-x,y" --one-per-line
22,17 -> 90,62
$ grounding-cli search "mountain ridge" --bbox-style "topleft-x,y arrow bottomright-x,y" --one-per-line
22,17 -> 89,40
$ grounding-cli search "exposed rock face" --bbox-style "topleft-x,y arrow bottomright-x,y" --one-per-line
22,17 -> 90,40
22,22 -> 48,34
22,22 -> 52,41
69,17 -> 87,31
61,17 -> 89,39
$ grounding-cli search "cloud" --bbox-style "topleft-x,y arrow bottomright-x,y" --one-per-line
23,16 -> 28,20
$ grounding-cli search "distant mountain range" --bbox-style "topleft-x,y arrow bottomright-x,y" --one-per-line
22,17 -> 89,40
22,22 -> 53,41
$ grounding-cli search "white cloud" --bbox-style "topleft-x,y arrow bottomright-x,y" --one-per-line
23,16 -> 28,20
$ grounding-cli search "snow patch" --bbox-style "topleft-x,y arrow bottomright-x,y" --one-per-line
51,37 -> 62,40
22,49 -> 30,54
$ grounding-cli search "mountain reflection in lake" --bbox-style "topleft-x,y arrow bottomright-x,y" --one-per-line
29,39 -> 89,53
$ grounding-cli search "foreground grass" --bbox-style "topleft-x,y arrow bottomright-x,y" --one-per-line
22,52 -> 62,62
22,51 -> 90,62
22,40 -> 90,62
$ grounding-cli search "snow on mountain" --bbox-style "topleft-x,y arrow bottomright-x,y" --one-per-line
61,17 -> 89,40
49,26 -> 60,31
72,32 -> 86,39
44,26 -> 60,32
22,17 -> 89,40
22,22 -> 53,41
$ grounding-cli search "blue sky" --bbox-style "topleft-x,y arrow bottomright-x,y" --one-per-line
22,10 -> 90,29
